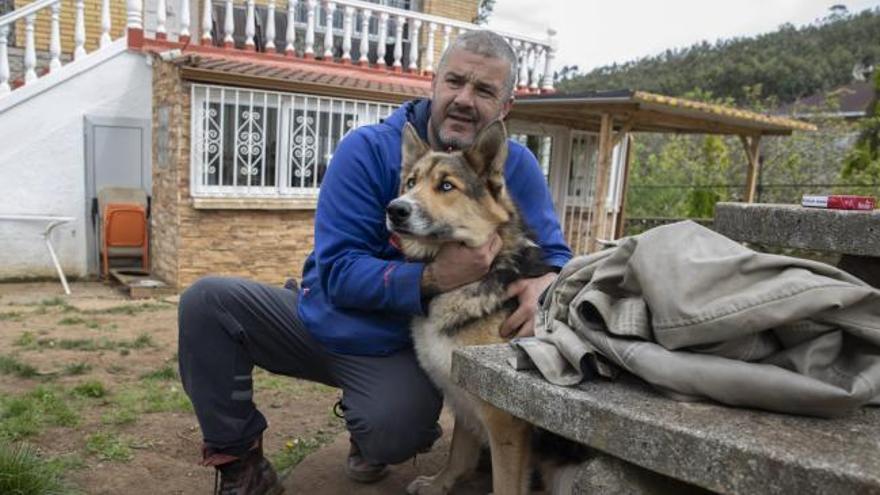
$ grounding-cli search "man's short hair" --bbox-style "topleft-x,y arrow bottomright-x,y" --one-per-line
436,30 -> 519,100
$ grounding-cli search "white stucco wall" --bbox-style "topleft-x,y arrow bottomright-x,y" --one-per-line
0,47 -> 152,280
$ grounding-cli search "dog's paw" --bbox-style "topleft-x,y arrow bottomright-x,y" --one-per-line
406,475 -> 447,495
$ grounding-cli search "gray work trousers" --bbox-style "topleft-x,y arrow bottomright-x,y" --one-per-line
177,276 -> 443,464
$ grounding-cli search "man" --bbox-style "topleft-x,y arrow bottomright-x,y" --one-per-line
178,30 -> 571,495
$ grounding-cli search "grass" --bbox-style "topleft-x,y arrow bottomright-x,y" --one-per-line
0,355 -> 38,378
62,362 -> 92,376
0,442 -> 79,495
72,381 -> 108,399
85,432 -> 133,462
101,378 -> 191,426
0,311 -> 23,321
20,333 -> 158,352
83,303 -> 170,316
140,364 -> 178,381
57,316 -> 102,329
0,387 -> 79,441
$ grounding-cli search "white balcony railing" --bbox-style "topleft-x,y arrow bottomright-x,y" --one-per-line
0,0 -> 556,98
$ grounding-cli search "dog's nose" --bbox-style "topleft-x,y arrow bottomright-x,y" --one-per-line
386,201 -> 412,223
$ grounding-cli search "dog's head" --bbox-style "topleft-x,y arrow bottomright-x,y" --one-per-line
386,120 -> 512,255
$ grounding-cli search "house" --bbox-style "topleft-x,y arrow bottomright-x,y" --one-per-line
0,0 -> 812,290
0,0 -> 559,287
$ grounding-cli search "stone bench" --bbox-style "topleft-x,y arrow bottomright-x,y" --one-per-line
451,344 -> 880,495
713,202 -> 880,286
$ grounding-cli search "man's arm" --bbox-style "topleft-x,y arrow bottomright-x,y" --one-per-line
314,131 -> 428,315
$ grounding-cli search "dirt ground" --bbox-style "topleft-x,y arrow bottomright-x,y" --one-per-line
0,281 -> 347,495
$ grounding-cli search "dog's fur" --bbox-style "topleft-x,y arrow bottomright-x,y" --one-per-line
386,121 -> 577,495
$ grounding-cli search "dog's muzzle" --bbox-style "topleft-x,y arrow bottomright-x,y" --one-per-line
386,199 -> 412,226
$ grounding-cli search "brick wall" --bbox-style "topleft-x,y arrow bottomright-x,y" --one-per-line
421,0 -> 479,72
151,58 -> 317,290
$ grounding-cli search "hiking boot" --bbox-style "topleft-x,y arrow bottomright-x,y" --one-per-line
202,437 -> 284,495
345,439 -> 390,484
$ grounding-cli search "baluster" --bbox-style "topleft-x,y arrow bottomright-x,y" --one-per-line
541,29 -> 557,92
74,0 -> 85,59
518,42 -> 529,91
304,0 -> 316,57
357,8 -> 371,65
156,0 -> 166,39
407,19 -> 420,72
24,14 -> 36,83
376,12 -> 388,67
179,0 -> 190,42
441,24 -> 451,54
265,0 -> 276,51
201,0 -> 213,44
322,1 -> 335,59
245,0 -> 255,50
223,0 -> 234,47
341,6 -> 355,62
424,22 -> 436,74
392,14 -> 403,70
126,0 -> 143,31
285,0 -> 297,55
100,0 -> 111,47
49,1 -> 62,71
0,25 -> 10,95
529,45 -> 542,92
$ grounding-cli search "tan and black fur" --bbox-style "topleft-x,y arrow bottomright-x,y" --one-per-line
386,121 -> 577,495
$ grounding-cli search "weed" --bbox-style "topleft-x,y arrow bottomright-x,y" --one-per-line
58,316 -> 86,326
0,386 -> 79,440
57,316 -> 101,329
0,355 -> 38,378
62,362 -> 92,376
129,333 -> 156,349
72,381 -> 107,399
140,365 -> 178,381
85,432 -> 132,462
106,365 -> 127,375
0,311 -> 22,321
84,303 -> 168,316
270,427 -> 342,474
0,441 -> 78,495
38,298 -> 75,312
13,332 -> 36,348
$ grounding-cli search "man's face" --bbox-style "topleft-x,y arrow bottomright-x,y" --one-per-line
429,48 -> 514,151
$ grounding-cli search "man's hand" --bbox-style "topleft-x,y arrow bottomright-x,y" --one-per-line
421,234 -> 502,297
500,272 -> 557,339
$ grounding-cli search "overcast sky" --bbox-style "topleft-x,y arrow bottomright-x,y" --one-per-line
487,0 -> 880,73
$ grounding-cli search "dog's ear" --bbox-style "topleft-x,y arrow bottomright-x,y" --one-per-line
464,120 -> 508,198
401,122 -> 430,175
464,120 -> 508,178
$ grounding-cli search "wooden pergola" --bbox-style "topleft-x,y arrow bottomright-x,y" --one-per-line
508,90 -> 817,252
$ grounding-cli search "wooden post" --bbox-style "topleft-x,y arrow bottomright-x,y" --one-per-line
614,134 -> 634,239
739,134 -> 762,203
587,113 -> 614,252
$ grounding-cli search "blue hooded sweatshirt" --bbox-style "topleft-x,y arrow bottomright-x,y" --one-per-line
297,99 -> 572,356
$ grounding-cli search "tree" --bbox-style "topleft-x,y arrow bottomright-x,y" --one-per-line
840,70 -> 880,192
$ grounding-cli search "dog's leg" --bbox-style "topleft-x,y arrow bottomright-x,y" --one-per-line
407,418 -> 482,495
481,403 -> 531,495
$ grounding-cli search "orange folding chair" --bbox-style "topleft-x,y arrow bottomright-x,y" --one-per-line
101,203 -> 149,278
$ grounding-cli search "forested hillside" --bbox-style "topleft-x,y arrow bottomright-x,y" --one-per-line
559,7 -> 880,104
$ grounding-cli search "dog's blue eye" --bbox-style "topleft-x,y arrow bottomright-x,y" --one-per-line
440,181 -> 454,192
406,178 -> 416,189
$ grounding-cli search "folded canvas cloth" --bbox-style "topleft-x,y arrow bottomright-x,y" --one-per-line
514,221 -> 880,417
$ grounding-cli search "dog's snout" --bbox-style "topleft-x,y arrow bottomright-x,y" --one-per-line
386,201 -> 412,223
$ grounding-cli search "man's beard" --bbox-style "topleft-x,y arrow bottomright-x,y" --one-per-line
430,104 -> 498,151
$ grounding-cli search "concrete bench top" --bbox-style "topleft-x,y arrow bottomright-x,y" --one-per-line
713,202 -> 880,257
451,344 -> 880,495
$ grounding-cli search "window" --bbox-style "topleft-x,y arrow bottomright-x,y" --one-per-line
191,84 -> 395,200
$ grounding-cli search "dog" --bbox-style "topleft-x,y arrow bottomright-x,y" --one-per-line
386,120 -> 585,495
